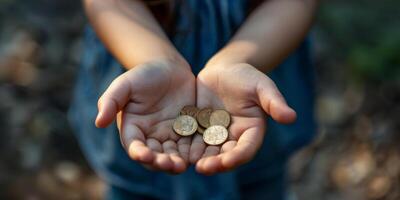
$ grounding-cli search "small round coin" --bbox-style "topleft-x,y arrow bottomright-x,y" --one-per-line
173,115 -> 198,136
209,109 -> 231,127
203,125 -> 228,145
197,108 -> 213,128
197,126 -> 205,134
180,105 -> 199,118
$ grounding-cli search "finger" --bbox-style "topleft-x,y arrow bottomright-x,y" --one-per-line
120,122 -> 154,163
201,146 -> 220,158
153,152 -> 174,172
220,126 -> 264,171
95,75 -> 131,128
146,138 -> 163,153
189,134 -> 206,164
256,78 -> 297,124
196,156 -> 221,176
196,146 -> 221,175
177,137 -> 191,163
162,141 -> 179,156
127,140 -> 154,163
141,138 -> 174,173
163,141 -> 186,173
221,140 -> 237,153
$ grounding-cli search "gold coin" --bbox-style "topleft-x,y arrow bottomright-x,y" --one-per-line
196,108 -> 213,128
173,115 -> 198,136
180,105 -> 199,118
203,125 -> 228,145
209,109 -> 231,127
197,126 -> 205,134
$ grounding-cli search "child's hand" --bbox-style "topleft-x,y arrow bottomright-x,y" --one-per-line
190,63 -> 297,175
95,59 -> 195,174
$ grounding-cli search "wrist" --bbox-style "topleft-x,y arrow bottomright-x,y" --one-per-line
204,41 -> 258,71
128,53 -> 191,72
204,54 -> 275,73
204,57 -> 252,74
204,41 -> 278,73
205,51 -> 250,70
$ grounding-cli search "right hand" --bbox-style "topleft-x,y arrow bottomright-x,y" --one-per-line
190,63 -> 297,175
95,59 -> 196,174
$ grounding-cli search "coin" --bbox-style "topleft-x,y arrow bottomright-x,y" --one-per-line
203,125 -> 228,145
197,125 -> 205,134
173,115 -> 198,136
209,109 -> 231,127
180,105 -> 199,118
197,108 -> 213,128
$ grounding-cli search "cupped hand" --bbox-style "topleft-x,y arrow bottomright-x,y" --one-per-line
190,63 -> 297,175
95,59 -> 195,174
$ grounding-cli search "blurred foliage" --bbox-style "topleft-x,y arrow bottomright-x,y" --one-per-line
317,0 -> 400,82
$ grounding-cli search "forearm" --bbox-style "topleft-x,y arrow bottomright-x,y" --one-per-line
206,0 -> 318,72
83,0 -> 185,69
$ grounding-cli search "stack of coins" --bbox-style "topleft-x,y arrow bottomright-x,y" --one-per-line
173,106 -> 231,145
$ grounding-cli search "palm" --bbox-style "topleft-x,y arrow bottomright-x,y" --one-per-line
191,64 -> 296,175
96,61 -> 195,173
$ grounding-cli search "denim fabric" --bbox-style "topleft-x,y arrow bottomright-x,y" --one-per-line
105,168 -> 286,200
68,0 -> 315,199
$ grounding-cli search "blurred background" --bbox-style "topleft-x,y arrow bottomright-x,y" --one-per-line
0,0 -> 399,199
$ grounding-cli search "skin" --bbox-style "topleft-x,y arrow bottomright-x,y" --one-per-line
192,0 -> 319,175
192,63 -> 297,175
86,0 -> 194,173
86,0 -> 319,175
96,59 -> 195,173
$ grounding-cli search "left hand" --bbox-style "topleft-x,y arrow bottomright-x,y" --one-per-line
189,63 -> 297,175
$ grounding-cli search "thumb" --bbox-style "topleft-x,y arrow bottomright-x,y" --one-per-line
95,76 -> 131,128
256,77 -> 297,124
